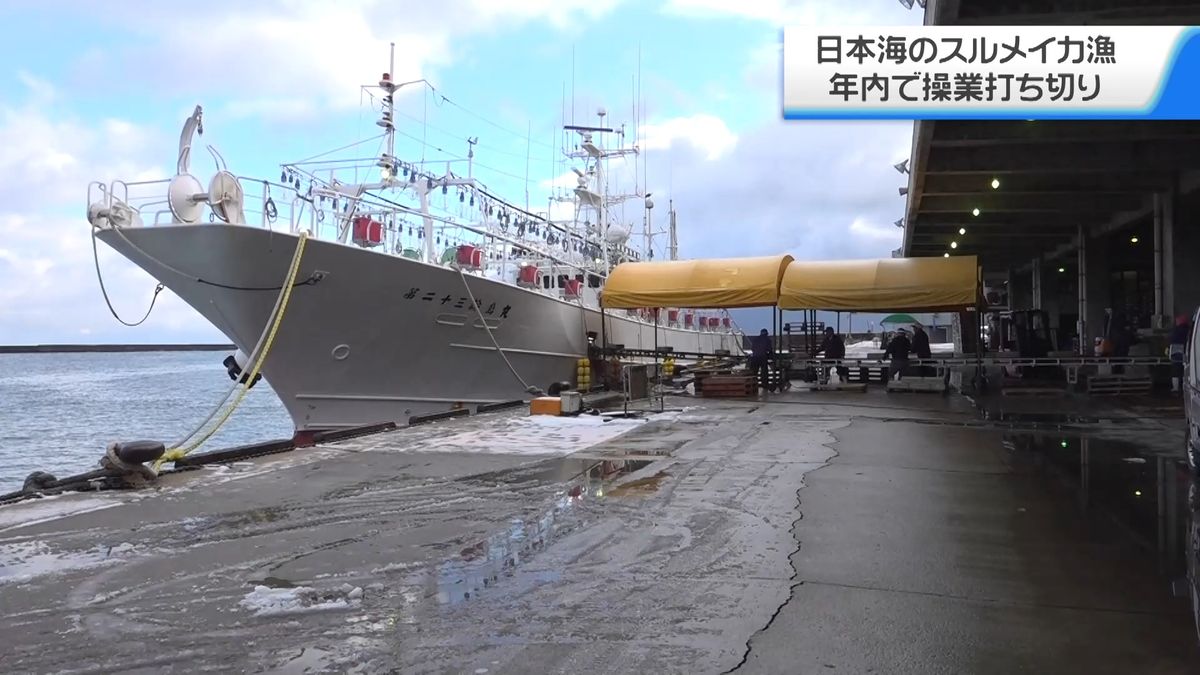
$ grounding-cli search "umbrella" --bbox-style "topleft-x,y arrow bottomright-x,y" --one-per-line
880,313 -> 919,325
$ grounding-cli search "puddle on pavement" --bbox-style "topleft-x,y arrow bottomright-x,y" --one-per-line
1004,432 -> 1200,642
1004,433 -> 1191,575
414,455 -> 665,607
604,471 -> 669,497
983,409 -> 1135,426
464,455 -> 655,488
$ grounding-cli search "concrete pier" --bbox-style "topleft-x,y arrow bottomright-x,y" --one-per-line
1,392 -> 1197,673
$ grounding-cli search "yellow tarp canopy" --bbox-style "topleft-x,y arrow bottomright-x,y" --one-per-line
601,254 -> 795,309
779,255 -> 979,312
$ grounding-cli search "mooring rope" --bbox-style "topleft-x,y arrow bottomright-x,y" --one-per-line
154,231 -> 309,469
456,267 -> 544,397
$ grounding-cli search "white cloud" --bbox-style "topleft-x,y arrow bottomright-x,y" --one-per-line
0,78 -> 222,345
634,116 -> 914,263
471,0 -> 625,28
848,216 -> 901,244
67,0 -> 629,117
639,114 -> 737,161
535,198 -> 581,224
661,0 -> 899,24
541,169 -> 584,190
220,97 -> 323,123
15,70 -> 56,105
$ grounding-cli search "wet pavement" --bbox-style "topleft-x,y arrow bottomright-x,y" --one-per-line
1,392 -> 1199,673
740,393 -> 1200,674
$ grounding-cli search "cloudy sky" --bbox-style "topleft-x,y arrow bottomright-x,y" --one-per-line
0,0 -> 923,344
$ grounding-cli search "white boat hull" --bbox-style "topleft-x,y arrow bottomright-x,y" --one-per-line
97,225 -> 742,431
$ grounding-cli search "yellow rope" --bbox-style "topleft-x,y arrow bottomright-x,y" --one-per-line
155,231 -> 309,470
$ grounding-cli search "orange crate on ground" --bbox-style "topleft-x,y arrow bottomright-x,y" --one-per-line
530,397 -> 562,415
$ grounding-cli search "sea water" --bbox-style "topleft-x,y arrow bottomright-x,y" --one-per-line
0,351 -> 292,492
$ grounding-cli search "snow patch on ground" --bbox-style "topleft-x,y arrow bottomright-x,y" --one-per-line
0,495 -> 124,533
396,414 -> 651,456
0,540 -> 139,585
239,584 -> 362,617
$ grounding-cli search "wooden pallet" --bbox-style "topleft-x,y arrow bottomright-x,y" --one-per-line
696,374 -> 758,398
1087,375 -> 1152,396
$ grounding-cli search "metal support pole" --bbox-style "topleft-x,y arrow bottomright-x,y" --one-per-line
1154,192 -> 1165,323
654,310 -> 662,411
1031,257 -> 1042,311
1163,173 -> 1178,319
1078,224 -> 1088,356
975,263 -> 984,390
773,307 -> 780,392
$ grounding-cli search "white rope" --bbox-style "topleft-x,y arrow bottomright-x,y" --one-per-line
456,267 -> 544,396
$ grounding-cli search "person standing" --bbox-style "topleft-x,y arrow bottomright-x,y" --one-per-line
912,324 -> 933,376
820,327 -> 848,384
749,328 -> 774,392
884,328 -> 912,382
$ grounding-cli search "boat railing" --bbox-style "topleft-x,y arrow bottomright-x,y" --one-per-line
87,174 -> 599,264
87,174 -> 472,254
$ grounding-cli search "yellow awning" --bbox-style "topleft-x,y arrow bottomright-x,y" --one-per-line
601,254 -> 794,309
779,256 -> 979,311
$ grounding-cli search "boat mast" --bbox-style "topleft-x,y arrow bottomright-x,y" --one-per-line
597,109 -> 608,271
386,43 -> 396,170
669,200 -> 678,261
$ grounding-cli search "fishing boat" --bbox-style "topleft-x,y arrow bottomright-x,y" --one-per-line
86,46 -> 743,433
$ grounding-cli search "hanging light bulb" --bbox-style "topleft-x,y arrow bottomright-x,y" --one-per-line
280,170 -> 287,183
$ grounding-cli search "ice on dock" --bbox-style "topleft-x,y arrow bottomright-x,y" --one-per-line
239,584 -> 362,617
